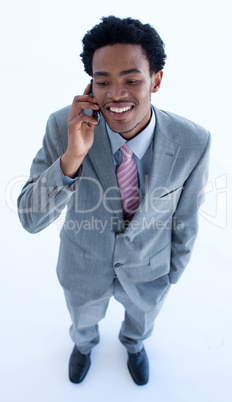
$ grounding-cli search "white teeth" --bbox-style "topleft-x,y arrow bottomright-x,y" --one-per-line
109,106 -> 131,113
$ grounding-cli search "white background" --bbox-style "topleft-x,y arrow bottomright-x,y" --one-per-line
1,0 -> 232,401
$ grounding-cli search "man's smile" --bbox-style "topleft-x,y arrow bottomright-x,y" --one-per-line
109,106 -> 132,113
102,102 -> 136,122
106,105 -> 134,120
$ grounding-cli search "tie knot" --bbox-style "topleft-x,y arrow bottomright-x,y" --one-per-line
120,143 -> 133,159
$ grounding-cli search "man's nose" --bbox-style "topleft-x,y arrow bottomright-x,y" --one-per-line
107,83 -> 128,100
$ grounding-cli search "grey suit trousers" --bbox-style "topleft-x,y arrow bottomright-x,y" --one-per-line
63,275 -> 171,354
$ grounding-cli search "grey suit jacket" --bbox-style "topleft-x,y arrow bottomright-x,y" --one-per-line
18,105 -> 211,312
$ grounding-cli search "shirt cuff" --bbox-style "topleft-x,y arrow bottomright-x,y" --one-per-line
60,162 -> 83,186
63,175 -> 77,186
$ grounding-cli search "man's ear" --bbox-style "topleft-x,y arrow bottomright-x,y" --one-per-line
151,71 -> 163,93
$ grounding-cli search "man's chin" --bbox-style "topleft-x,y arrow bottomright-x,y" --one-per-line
103,115 -> 137,132
107,121 -> 142,138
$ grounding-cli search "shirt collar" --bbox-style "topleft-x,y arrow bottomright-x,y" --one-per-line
106,107 -> 156,160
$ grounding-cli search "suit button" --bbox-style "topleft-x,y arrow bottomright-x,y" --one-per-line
114,263 -> 121,268
48,186 -> 58,199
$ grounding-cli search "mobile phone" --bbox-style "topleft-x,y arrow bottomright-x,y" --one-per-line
90,79 -> 101,124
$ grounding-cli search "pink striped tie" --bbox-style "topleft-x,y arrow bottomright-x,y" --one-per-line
116,143 -> 139,221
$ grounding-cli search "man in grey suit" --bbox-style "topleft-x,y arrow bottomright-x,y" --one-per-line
18,16 -> 211,386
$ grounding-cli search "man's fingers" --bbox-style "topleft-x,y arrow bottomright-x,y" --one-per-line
68,100 -> 99,120
73,95 -> 96,104
68,112 -> 98,127
83,83 -> 92,95
73,101 -> 99,110
68,85 -> 99,123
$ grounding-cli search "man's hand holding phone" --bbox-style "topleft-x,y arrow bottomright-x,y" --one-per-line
60,83 -> 100,178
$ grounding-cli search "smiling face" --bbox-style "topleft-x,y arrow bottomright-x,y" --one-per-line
92,44 -> 163,139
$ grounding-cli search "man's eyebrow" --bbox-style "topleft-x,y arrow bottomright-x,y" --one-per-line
93,71 -> 111,77
93,69 -> 142,78
120,68 -> 142,76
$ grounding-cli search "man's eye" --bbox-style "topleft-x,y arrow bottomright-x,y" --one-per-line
97,82 -> 108,86
127,80 -> 139,84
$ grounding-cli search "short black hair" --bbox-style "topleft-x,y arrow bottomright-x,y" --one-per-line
80,16 -> 167,76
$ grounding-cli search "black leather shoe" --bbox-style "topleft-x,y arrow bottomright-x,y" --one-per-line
69,345 -> 91,383
127,347 -> 149,385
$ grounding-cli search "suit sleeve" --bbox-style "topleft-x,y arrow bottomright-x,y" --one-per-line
17,113 -> 82,234
169,132 -> 211,284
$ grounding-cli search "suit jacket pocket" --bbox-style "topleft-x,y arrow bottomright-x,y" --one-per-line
159,185 -> 183,199
149,185 -> 183,215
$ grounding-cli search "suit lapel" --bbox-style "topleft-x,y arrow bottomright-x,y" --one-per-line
87,117 -> 124,221
147,111 -> 181,198
125,107 -> 181,232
